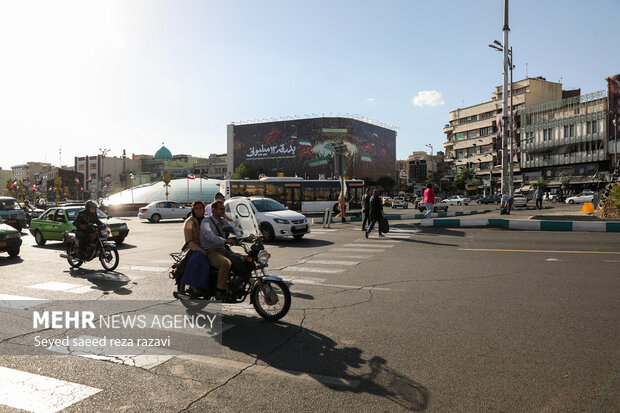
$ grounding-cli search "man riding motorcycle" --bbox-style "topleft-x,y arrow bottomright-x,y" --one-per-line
72,200 -> 105,259
199,200 -> 236,300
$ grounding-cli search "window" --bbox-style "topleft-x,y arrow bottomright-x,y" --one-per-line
564,124 -> 575,138
467,130 -> 477,139
78,164 -> 85,171
467,147 -> 477,157
456,133 -> 465,141
456,149 -> 466,159
480,144 -> 491,153
587,121 -> 598,134
479,127 -> 491,136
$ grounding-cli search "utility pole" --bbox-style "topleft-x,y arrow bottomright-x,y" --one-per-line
122,150 -> 127,190
99,147 -> 110,198
501,0 -> 511,195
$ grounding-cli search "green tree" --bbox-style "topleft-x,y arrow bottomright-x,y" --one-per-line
231,163 -> 259,179
454,166 -> 474,189
534,178 -> 548,190
375,176 -> 395,192
557,171 -> 571,192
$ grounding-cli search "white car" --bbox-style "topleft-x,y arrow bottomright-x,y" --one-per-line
138,201 -> 191,223
391,197 -> 408,209
226,197 -> 310,241
418,201 -> 449,212
512,194 -> 527,207
565,191 -> 594,204
442,195 -> 470,206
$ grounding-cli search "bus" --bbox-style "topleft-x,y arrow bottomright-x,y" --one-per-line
220,177 -> 365,213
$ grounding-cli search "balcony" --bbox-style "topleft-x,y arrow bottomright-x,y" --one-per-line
443,140 -> 454,148
443,123 -> 454,134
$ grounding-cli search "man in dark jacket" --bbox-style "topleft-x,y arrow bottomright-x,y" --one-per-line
72,200 -> 105,258
361,187 -> 371,231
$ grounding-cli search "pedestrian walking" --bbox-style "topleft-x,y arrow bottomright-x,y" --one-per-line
365,189 -> 384,238
361,187 -> 371,231
534,186 -> 543,210
423,183 -> 435,219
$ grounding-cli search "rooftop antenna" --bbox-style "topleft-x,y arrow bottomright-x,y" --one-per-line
59,147 -> 62,167
525,63 -> 528,78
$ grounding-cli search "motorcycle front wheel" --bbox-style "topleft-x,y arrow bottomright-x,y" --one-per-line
66,245 -> 83,268
99,245 -> 119,271
252,280 -> 291,321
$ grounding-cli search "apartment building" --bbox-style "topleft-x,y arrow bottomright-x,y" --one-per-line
443,77 -> 562,192
519,89 -> 610,187
192,153 -> 227,179
10,162 -> 53,184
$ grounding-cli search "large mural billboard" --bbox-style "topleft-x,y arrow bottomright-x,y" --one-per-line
229,118 -> 396,181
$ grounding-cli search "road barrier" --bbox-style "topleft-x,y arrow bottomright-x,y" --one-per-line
322,209 -> 332,228
419,218 -> 620,232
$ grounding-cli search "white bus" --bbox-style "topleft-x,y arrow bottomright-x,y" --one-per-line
220,177 -> 365,213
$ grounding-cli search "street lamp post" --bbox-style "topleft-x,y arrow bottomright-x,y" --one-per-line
99,148 -> 110,199
489,0 -> 513,195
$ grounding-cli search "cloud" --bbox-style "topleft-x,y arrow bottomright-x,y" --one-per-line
412,90 -> 445,107
366,97 -> 374,102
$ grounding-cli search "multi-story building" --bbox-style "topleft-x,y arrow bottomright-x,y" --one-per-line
75,154 -> 142,196
10,162 -> 52,184
193,153 -> 228,180
443,77 -> 563,193
519,89 -> 610,188
396,160 -> 409,189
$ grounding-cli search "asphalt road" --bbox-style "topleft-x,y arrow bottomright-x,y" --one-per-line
0,216 -> 618,412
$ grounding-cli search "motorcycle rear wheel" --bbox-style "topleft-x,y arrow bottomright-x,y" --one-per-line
66,245 -> 83,268
252,280 -> 291,321
99,245 -> 119,271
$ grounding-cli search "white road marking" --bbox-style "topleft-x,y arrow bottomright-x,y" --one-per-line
546,258 -> 561,262
28,282 -> 93,294
178,354 -> 360,388
127,265 -> 169,272
383,235 -> 412,239
329,248 -> 385,253
281,276 -> 390,291
280,266 -> 346,273
344,243 -> 396,248
315,253 -> 370,259
303,260 -> 360,266
603,260 -> 620,263
0,294 -> 50,309
389,229 -> 421,233
0,366 -> 102,413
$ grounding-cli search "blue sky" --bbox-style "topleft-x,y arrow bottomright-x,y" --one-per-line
0,0 -> 618,170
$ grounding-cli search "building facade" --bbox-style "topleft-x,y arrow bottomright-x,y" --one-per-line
443,77 -> 563,192
75,154 -> 142,196
11,162 -> 53,184
193,153 -> 227,179
519,89 -> 610,188
227,117 -> 397,181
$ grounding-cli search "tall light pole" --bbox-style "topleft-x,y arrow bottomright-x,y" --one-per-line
488,0 -> 511,195
99,147 -> 110,198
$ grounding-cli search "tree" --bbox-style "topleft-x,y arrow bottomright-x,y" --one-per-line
231,163 -> 259,180
534,177 -> 548,190
375,176 -> 395,192
557,171 -> 571,192
454,166 -> 474,189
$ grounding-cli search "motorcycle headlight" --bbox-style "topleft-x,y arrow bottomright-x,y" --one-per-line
258,250 -> 270,265
273,218 -> 290,224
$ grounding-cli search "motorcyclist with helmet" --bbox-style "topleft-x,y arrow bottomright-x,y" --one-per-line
72,200 -> 105,259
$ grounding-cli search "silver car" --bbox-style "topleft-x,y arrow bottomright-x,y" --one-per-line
138,201 -> 191,223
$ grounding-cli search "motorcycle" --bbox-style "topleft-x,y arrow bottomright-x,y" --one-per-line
169,197 -> 291,321
60,224 -> 119,271
170,234 -> 291,321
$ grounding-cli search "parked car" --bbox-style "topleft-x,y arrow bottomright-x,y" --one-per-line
565,191 -> 594,204
226,197 -> 310,241
0,197 -> 27,231
0,217 -> 22,257
138,201 -> 191,222
442,195 -> 470,206
29,207 -> 129,245
391,197 -> 408,209
512,194 -> 527,207
418,201 -> 449,212
476,194 -> 501,205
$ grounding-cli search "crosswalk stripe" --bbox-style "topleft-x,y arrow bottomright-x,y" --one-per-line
127,265 -> 169,272
0,293 -> 50,309
0,366 -> 102,413
315,253 -> 369,259
303,260 -> 360,266
281,276 -> 390,291
280,266 -> 346,273
389,229 -> 421,233
383,235 -> 412,239
344,243 -> 396,248
28,282 -> 93,294
329,248 -> 385,253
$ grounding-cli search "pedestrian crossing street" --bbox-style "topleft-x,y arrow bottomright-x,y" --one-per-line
0,225 -> 421,412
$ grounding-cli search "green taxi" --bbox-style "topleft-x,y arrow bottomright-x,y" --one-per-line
29,206 -> 129,246
0,217 -> 22,257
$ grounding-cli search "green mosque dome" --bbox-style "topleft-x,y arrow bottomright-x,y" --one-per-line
154,145 -> 173,160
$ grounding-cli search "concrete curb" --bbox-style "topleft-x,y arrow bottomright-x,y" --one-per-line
419,218 -> 620,232
312,209 -> 493,224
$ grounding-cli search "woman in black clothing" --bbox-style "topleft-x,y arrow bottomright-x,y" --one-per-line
365,189 -> 384,238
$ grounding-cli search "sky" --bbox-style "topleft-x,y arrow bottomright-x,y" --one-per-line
0,0 -> 618,170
